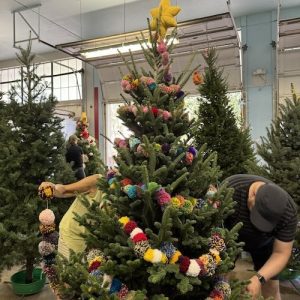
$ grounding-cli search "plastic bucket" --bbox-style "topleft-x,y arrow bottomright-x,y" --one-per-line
10,268 -> 46,295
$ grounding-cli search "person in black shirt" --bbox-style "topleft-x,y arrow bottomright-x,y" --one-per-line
65,135 -> 86,180
224,174 -> 297,300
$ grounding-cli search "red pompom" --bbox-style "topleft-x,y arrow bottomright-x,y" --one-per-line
88,261 -> 101,273
81,128 -> 89,139
124,221 -> 137,234
132,233 -> 148,243
120,178 -> 133,187
151,107 -> 159,117
179,256 -> 190,273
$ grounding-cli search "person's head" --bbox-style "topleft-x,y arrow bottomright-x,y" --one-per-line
68,134 -> 78,145
248,182 -> 290,232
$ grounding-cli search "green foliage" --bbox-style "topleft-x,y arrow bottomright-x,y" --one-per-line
57,27 -> 245,299
253,86 -> 300,269
0,42 -> 75,282
193,48 -> 256,180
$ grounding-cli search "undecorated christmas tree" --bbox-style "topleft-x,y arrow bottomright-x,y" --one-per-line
55,2 -> 249,299
193,48 -> 255,180
74,112 -> 104,176
0,42 -> 74,283
255,83 -> 300,269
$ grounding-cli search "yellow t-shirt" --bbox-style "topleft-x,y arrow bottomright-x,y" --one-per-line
59,190 -> 102,256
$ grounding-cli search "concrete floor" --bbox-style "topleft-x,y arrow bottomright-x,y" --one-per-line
1,258 -> 300,299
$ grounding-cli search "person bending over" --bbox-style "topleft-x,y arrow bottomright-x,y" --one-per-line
224,174 -> 297,300
39,174 -> 102,260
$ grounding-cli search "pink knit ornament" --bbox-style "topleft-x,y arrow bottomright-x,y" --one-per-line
39,209 -> 55,226
157,41 -> 167,54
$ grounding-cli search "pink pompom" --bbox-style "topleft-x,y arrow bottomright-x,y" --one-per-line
162,110 -> 172,121
121,79 -> 129,89
157,41 -> 167,54
39,209 -> 55,226
161,52 -> 170,66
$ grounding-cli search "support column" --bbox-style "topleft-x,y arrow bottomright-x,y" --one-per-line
241,12 -> 277,143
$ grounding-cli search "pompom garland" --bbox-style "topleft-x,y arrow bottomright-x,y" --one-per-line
118,216 -> 226,278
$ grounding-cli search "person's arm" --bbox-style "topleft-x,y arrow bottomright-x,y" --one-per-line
247,239 -> 293,297
39,174 -> 100,198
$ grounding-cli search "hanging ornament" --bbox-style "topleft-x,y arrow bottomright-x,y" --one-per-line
193,71 -> 204,85
38,185 -> 54,201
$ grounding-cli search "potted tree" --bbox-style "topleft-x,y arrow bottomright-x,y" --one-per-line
0,42 -> 74,295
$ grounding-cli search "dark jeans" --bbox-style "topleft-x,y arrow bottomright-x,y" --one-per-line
74,167 -> 86,180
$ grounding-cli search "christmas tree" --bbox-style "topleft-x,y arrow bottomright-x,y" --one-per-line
255,83 -> 300,269
193,48 -> 255,180
73,112 -> 104,176
55,3 -> 248,299
0,42 -> 75,283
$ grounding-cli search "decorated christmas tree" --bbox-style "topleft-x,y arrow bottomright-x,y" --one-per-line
0,42 -> 74,283
193,48 -> 255,180
55,2 -> 248,299
254,83 -> 300,269
74,112 -> 104,176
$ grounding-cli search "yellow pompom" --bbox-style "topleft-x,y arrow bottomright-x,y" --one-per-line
161,253 -> 168,264
119,216 -> 130,226
132,79 -> 139,88
170,197 -> 181,207
110,183 -> 116,190
189,197 -> 197,206
170,250 -> 182,264
144,248 -> 155,262
210,249 -> 221,265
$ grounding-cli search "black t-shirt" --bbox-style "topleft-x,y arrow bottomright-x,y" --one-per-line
65,144 -> 83,169
224,174 -> 297,252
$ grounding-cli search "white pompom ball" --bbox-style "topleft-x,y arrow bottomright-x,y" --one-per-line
39,209 -> 55,226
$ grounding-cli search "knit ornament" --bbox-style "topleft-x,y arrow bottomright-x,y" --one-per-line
38,185 -> 54,201
39,208 -> 55,226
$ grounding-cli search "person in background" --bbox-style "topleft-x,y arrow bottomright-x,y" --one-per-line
224,174 -> 297,300
65,134 -> 86,180
38,174 -> 102,260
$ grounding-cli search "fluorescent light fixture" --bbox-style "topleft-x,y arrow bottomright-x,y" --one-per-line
282,46 -> 300,52
81,38 -> 179,59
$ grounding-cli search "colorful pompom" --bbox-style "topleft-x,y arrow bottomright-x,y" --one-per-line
129,137 -> 141,150
188,146 -> 197,157
38,185 -> 54,201
185,152 -> 194,165
39,209 -> 55,226
134,241 -> 150,258
155,188 -> 171,206
39,223 -> 56,234
160,242 -> 176,259
119,216 -> 130,226
124,220 -> 137,234
43,231 -> 59,245
120,178 -> 133,187
38,241 -> 56,256
179,256 -> 190,273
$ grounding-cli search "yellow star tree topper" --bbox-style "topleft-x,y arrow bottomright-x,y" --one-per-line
150,0 -> 181,39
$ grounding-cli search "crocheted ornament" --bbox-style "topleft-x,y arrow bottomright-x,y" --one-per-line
185,152 -> 194,165
196,198 -> 206,209
42,253 -> 56,266
134,241 -> 151,258
188,146 -> 197,157
38,241 -> 56,256
117,284 -> 129,300
38,185 -> 54,201
155,188 -> 171,206
39,209 -> 55,226
43,265 -> 57,282
109,278 -> 122,294
39,223 -> 56,234
157,41 -> 167,53
129,137 -> 141,150
160,242 -> 176,259
43,231 -> 59,245
87,249 -> 105,264
150,0 -> 181,38
124,185 -> 137,199
90,269 -> 103,279
161,143 -> 170,154
193,71 -> 204,85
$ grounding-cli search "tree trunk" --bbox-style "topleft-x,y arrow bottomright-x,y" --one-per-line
25,257 -> 34,283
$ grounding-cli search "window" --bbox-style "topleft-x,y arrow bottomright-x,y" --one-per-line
105,102 -> 132,166
0,58 -> 82,102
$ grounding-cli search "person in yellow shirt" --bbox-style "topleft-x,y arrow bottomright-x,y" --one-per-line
38,174 -> 102,260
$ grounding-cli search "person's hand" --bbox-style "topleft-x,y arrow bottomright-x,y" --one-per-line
38,182 -> 66,198
38,182 -> 55,200
246,275 -> 262,299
